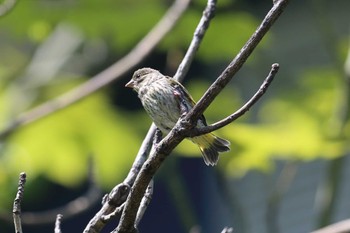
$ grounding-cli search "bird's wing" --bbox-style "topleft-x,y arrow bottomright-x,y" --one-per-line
169,77 -> 208,126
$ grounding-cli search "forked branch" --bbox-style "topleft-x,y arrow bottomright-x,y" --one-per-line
191,63 -> 280,137
116,1 -> 289,233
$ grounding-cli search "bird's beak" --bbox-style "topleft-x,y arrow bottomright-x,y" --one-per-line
125,80 -> 135,88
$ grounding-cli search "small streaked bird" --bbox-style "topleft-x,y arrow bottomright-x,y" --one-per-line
125,68 -> 230,166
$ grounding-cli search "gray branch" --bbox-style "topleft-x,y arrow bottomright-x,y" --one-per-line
135,180 -> 154,227
184,0 -> 289,125
13,172 -> 26,233
190,63 -> 280,137
116,1 -> 289,232
173,0 -> 217,82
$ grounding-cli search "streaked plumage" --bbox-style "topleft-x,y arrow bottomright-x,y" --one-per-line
125,67 -> 230,166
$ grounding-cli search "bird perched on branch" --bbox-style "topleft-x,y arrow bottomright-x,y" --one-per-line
125,68 -> 230,166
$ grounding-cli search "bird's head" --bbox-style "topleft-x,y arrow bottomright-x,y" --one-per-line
125,68 -> 160,92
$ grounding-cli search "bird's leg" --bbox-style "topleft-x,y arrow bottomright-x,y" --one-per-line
153,128 -> 163,146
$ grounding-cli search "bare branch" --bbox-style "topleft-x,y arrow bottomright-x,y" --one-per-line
113,0 -> 217,225
13,172 -> 26,233
184,0 -> 289,125
0,0 -> 18,17
83,183 -> 130,233
124,125 -> 157,186
135,180 -> 154,227
54,214 -> 63,233
311,219 -> 350,233
84,0 -> 216,231
173,0 -> 217,82
191,63 -> 279,136
116,1 -> 289,232
15,178 -> 101,225
0,0 -> 190,140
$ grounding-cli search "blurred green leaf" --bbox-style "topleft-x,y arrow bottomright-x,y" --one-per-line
217,67 -> 350,177
3,93 -> 140,189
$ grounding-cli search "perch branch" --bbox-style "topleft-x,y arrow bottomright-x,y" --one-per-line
191,63 -> 279,136
13,172 -> 26,233
0,0 -> 190,140
122,0 -> 217,188
116,1 -> 289,232
184,0 -> 289,125
85,1 -> 216,232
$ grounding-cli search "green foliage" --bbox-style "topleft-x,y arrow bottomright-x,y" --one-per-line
1,92 -> 140,188
0,0 -> 166,49
0,0 -> 349,211
220,67 -> 349,176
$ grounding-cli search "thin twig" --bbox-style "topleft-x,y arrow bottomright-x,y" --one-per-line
184,0 -> 289,125
173,0 -> 217,82
80,0 -> 193,230
54,214 -> 63,233
0,0 -> 190,141
116,1 -> 289,232
124,125 -> 157,186
112,1 -> 218,229
83,183 -> 130,233
135,180 -> 154,227
0,0 -> 18,17
17,175 -> 101,225
122,0 -> 217,186
191,63 -> 279,136
13,172 -> 26,233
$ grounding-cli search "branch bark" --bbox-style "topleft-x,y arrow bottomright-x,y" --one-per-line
84,1 -> 217,232
191,63 -> 279,136
13,172 -> 26,233
116,1 -> 289,232
184,0 -> 289,125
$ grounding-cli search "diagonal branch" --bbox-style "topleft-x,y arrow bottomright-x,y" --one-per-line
116,1 -> 289,233
122,0 -> 217,198
173,0 -> 217,82
0,0 -> 190,141
184,0 -> 289,125
83,1 -> 218,231
191,63 -> 279,136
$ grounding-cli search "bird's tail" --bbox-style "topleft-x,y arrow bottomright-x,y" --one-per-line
190,133 -> 230,166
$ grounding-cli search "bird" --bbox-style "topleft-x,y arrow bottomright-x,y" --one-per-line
125,67 -> 230,166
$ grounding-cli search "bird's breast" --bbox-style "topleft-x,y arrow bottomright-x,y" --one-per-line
139,83 -> 181,134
